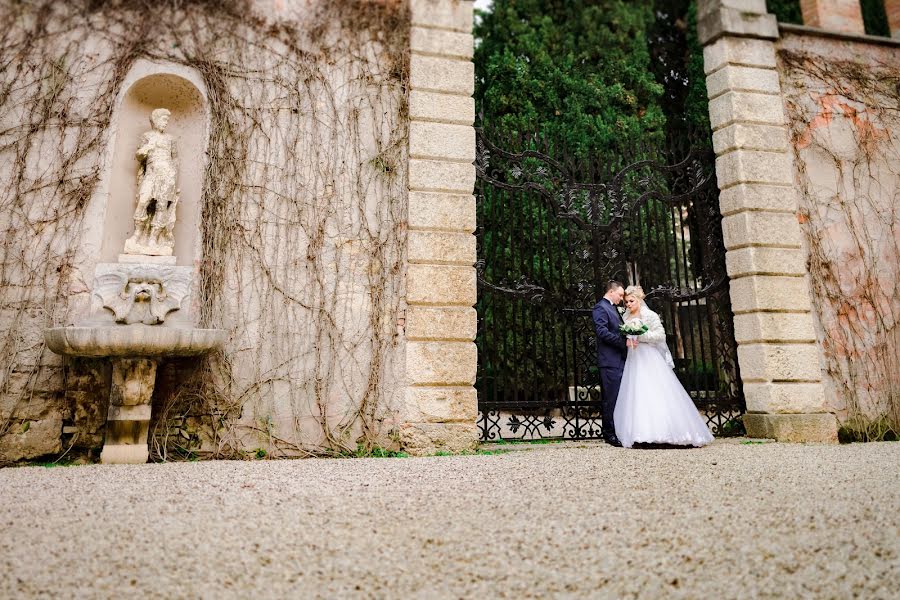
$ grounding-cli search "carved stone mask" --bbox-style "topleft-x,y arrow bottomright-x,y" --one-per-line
95,266 -> 191,325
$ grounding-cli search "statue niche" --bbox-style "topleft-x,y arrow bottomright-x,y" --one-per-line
123,108 -> 179,256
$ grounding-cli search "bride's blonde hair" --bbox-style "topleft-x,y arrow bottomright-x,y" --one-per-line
624,285 -> 645,300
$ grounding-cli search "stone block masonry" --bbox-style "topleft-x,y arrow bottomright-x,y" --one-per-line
698,0 -> 839,442
400,0 -> 478,454
800,0 -> 866,35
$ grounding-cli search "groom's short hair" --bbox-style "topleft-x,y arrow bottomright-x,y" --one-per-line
605,280 -> 624,293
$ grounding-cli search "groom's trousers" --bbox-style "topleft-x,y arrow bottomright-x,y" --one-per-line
600,365 -> 624,439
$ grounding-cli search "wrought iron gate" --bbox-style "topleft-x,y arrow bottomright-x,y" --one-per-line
474,129 -> 745,441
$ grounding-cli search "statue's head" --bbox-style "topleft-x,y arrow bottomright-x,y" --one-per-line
149,108 -> 171,132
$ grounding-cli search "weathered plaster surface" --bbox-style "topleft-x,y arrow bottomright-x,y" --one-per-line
0,0 -> 419,461
777,31 -> 900,427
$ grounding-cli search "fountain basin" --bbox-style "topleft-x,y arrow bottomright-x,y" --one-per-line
44,326 -> 225,358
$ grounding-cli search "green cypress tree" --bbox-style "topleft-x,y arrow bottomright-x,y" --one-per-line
767,0 -> 803,24
861,0 -> 890,36
474,0 -> 666,158
647,0 -> 711,139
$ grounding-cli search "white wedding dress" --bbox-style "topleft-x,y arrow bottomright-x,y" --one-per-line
613,304 -> 714,448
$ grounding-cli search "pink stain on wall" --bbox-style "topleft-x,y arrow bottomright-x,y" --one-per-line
778,31 -> 900,425
793,92 -> 889,151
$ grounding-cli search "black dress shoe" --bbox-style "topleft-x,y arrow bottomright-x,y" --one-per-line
605,436 -> 623,447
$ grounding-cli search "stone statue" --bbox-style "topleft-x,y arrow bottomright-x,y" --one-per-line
123,108 -> 179,256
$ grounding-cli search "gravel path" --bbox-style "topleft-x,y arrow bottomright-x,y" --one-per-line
1,440 -> 898,599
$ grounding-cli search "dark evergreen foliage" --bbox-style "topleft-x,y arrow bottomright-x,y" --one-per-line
767,0 -> 803,24
474,0 -> 666,157
860,0 -> 890,37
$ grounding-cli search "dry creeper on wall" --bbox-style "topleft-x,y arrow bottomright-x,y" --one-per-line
779,47 -> 900,440
0,0 -> 411,462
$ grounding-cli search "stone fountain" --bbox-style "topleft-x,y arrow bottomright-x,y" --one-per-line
45,108 -> 224,464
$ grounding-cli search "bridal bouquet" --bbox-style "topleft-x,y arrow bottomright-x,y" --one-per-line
620,321 -> 649,336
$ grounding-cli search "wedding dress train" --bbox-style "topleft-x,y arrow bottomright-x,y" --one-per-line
613,305 -> 714,448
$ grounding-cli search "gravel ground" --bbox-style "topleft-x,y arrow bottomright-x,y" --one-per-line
1,440 -> 898,599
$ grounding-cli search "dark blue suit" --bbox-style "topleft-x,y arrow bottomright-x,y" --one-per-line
592,298 -> 627,440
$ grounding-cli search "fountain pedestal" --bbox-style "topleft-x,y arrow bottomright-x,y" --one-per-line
101,358 -> 157,464
44,263 -> 224,464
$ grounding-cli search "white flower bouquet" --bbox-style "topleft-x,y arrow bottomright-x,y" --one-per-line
619,321 -> 648,336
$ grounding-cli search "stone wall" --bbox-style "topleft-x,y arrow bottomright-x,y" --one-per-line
699,0 -> 898,441
776,26 -> 900,433
1,0 -> 479,463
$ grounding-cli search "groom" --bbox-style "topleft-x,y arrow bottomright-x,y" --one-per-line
592,280 -> 627,447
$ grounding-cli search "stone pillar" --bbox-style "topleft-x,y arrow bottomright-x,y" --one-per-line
399,0 -> 479,454
99,358 -> 157,464
799,0 -> 866,34
886,0 -> 900,39
698,0 -> 839,442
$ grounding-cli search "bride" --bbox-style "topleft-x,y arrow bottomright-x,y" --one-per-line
613,285 -> 714,448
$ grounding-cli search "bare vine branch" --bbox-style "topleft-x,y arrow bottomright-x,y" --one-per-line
780,47 -> 900,439
0,0 -> 410,460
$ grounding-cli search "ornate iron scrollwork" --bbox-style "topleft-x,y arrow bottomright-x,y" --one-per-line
475,127 -> 745,442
